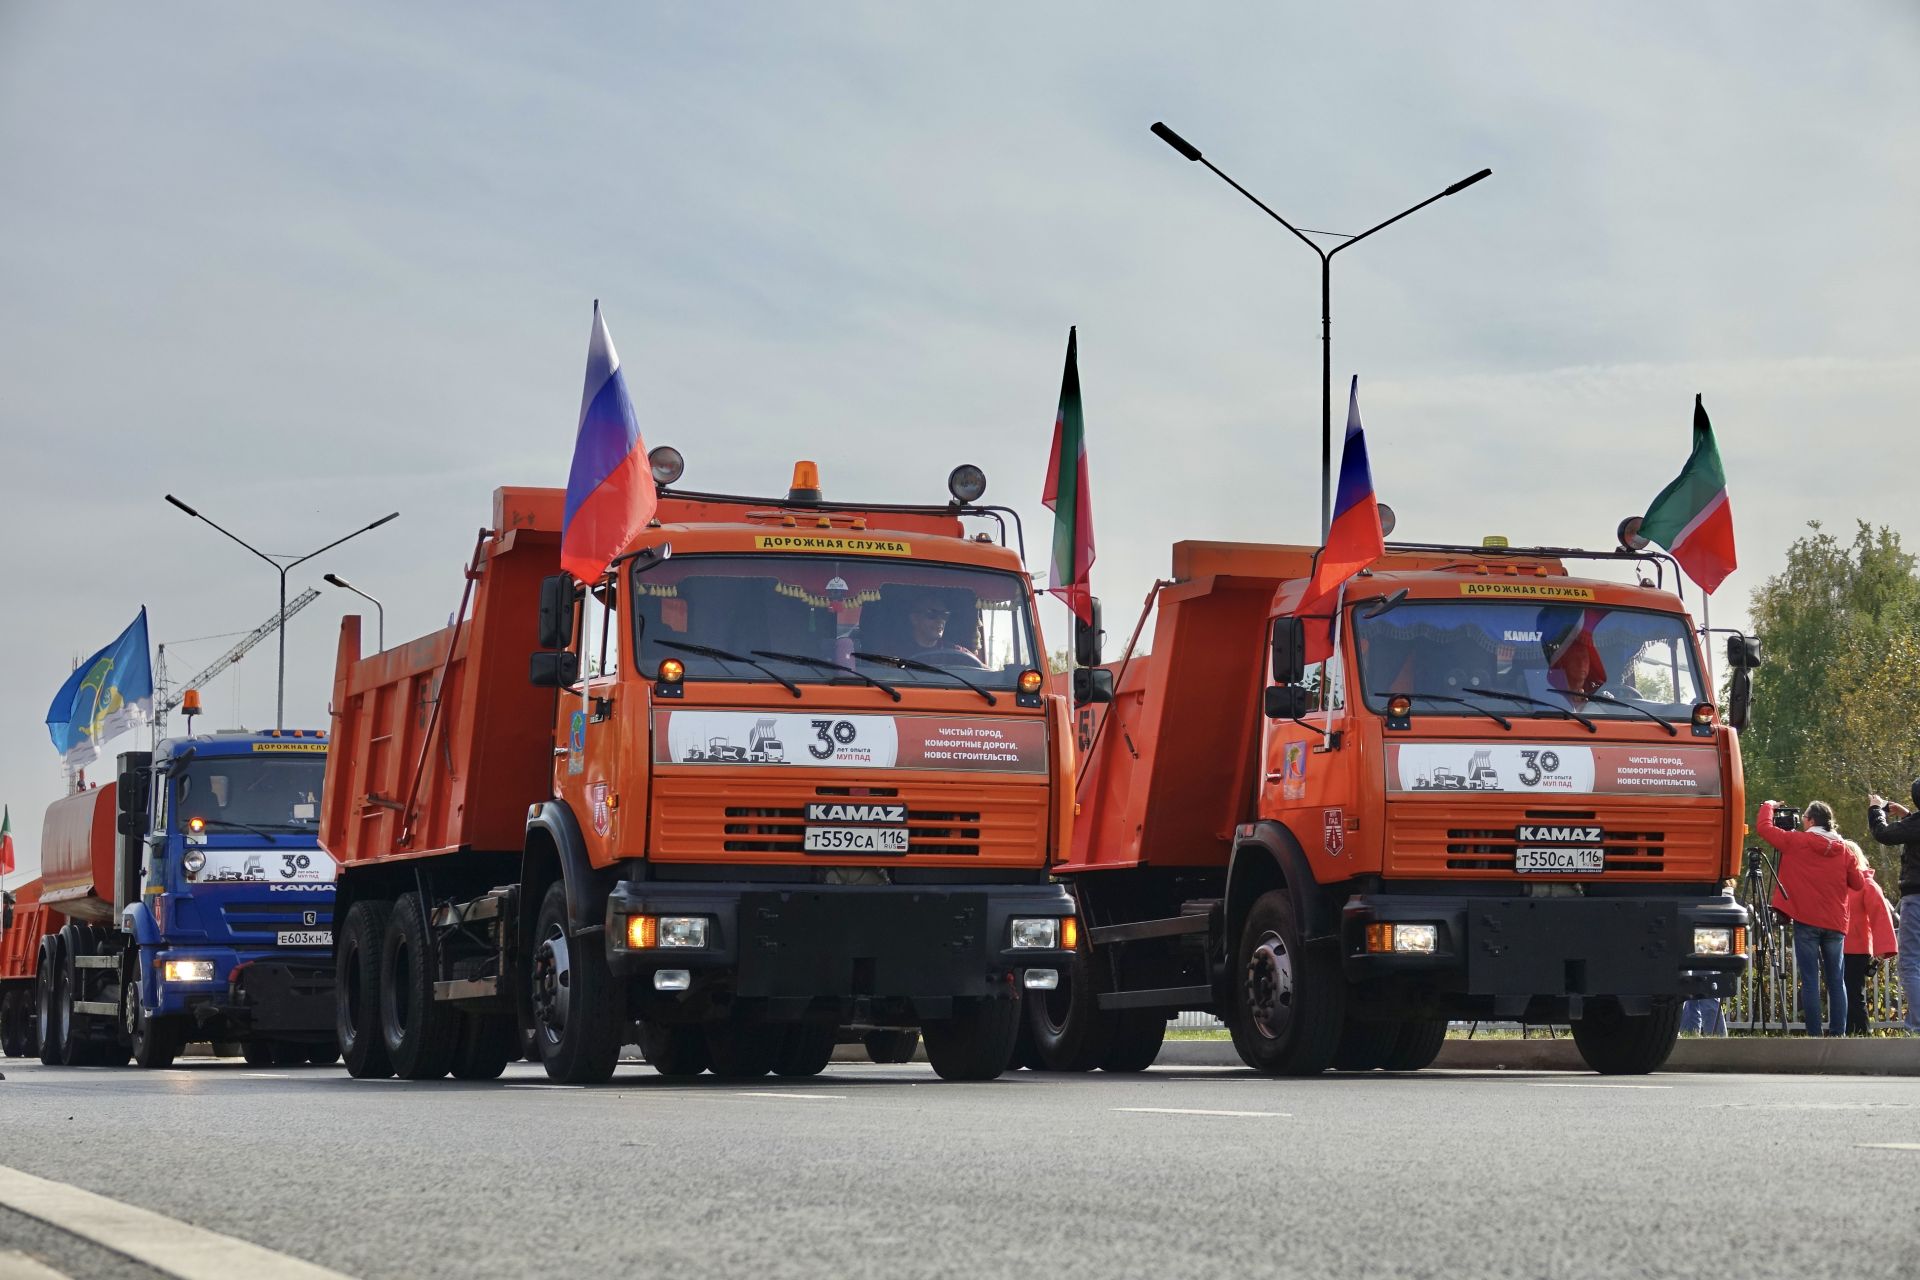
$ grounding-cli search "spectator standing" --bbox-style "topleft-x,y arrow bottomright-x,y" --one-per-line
1867,782 -> 1920,1035
1757,800 -> 1863,1036
1842,842 -> 1898,1034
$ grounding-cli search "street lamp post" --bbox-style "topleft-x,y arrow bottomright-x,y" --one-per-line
164,496 -> 399,729
1150,121 -> 1490,539
323,573 -> 385,653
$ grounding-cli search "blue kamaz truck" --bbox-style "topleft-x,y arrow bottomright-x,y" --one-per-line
32,730 -> 338,1067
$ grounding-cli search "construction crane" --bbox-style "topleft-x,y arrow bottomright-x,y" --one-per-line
152,588 -> 323,737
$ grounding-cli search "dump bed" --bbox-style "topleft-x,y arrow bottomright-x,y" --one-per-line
322,487 -> 564,866
1066,541 -> 1314,873
1,879 -> 57,982
39,785 -> 118,923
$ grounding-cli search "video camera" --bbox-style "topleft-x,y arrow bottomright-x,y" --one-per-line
1772,805 -> 1802,832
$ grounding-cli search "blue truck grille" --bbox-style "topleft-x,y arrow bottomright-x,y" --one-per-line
219,901 -> 334,940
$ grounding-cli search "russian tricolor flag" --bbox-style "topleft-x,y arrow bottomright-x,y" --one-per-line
1295,377 -> 1385,656
561,301 -> 658,584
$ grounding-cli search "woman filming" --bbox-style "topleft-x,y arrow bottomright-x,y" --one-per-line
1758,800 -> 1866,1036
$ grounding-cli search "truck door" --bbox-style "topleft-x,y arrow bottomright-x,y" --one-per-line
1262,649 -> 1359,876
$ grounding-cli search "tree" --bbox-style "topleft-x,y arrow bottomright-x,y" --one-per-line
1743,521 -> 1920,884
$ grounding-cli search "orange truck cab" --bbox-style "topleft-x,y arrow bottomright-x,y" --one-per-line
320,454 -> 1075,1084
1032,538 -> 1753,1076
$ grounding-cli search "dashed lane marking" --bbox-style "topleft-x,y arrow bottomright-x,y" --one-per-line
0,1250 -> 72,1280
1113,1107 -> 1291,1118
736,1092 -> 847,1100
1856,1142 -> 1920,1150
0,1164 -> 352,1279
504,1084 -> 586,1090
1523,1083 -> 1672,1090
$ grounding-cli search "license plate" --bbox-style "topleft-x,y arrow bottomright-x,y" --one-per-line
1514,847 -> 1604,874
802,826 -> 909,854
276,929 -> 332,947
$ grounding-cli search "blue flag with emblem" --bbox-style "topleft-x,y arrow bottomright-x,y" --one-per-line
46,607 -> 154,768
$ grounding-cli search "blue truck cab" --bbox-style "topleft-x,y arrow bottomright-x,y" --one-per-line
117,730 -> 337,1066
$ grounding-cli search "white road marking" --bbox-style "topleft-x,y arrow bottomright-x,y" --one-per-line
1113,1107 -> 1290,1118
238,1074 -> 291,1080
504,1084 -> 585,1090
0,1250 -> 72,1280
1523,1082 -> 1672,1090
0,1164 -> 350,1279
1856,1142 -> 1920,1150
736,1091 -> 846,1100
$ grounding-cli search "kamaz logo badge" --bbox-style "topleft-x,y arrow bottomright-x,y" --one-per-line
806,802 -> 907,824
1515,824 -> 1603,843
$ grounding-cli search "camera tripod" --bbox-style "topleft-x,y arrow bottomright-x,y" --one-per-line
1737,843 -> 1795,1034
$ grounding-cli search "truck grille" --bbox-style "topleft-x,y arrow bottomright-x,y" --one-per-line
218,901 -> 335,940
724,802 -> 983,855
1386,802 -> 1724,881
1446,810 -> 1667,872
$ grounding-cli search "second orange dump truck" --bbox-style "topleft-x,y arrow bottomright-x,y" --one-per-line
1029,538 -> 1752,1075
320,457 -> 1076,1083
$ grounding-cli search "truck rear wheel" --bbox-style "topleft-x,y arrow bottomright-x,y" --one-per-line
1381,1018 -> 1449,1072
772,1023 -> 836,1078
1571,998 -> 1682,1075
1025,939 -> 1114,1071
923,995 -> 1021,1081
638,1022 -> 709,1077
450,1014 -> 516,1080
705,1022 -> 780,1079
37,936 -> 65,1066
380,892 -> 462,1080
337,899 -> 394,1079
529,882 -> 621,1084
1,991 -> 31,1058
1227,891 -> 1343,1076
1332,1017 -> 1400,1071
863,1028 -> 919,1064
1100,1011 -> 1167,1072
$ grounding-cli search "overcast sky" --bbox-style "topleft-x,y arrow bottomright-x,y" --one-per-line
2,4 -> 1916,878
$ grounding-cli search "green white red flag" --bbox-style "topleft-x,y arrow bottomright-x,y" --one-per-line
1,806 -> 13,877
1042,326 -> 1095,623
1638,395 -> 1737,593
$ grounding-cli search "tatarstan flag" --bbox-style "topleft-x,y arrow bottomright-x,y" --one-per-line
1042,326 -> 1095,623
1,806 -> 14,877
1640,395 -> 1737,593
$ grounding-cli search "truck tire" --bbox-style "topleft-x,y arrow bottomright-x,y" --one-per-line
923,996 -> 1021,1081
529,882 -> 621,1084
1100,1010 -> 1167,1073
1332,1017 -> 1400,1071
862,1028 -> 919,1064
638,1022 -> 709,1077
1381,1018 -> 1448,1072
126,978 -> 182,1070
337,899 -> 394,1079
1571,997 -> 1682,1075
772,1023 -> 836,1078
1227,890 -> 1343,1076
1007,1015 -> 1041,1070
1025,939 -> 1115,1071
380,892 -> 462,1080
705,1022 -> 780,1079
37,936 -> 65,1066
0,991 -> 28,1058
242,1041 -> 276,1066
305,1043 -> 342,1066
450,1014 -> 516,1081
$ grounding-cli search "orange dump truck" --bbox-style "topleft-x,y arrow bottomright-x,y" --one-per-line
1029,539 -> 1752,1075
1,879 -> 59,1058
321,457 -> 1076,1083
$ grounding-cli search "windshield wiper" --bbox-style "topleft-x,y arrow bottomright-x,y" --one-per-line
190,817 -> 279,843
752,651 -> 902,702
1470,689 -> 1598,734
1583,689 -> 1679,736
1387,690 -> 1511,730
852,652 -> 997,706
654,640 -> 802,698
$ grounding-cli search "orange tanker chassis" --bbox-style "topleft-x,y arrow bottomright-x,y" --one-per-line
1030,539 -> 1753,1076
321,457 -> 1076,1084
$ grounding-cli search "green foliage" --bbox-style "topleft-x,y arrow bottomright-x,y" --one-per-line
1743,521 -> 1920,885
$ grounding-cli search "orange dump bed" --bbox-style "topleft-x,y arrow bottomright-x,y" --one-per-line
1,879 -> 56,982
39,786 -> 118,923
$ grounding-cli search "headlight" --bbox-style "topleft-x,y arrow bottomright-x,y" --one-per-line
163,959 -> 217,983
1693,927 -> 1734,956
658,917 -> 708,948
1364,923 -> 1439,954
1010,917 -> 1060,949
182,850 -> 206,876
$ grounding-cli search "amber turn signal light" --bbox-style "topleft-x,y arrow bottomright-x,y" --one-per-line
1061,916 -> 1079,951
1018,669 -> 1044,695
1691,703 -> 1714,725
1387,695 -> 1412,718
657,658 -> 685,684
627,915 -> 658,949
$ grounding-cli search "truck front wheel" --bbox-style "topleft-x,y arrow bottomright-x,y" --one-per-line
1571,997 -> 1682,1075
1381,1018 -> 1449,1072
529,882 -> 621,1084
1227,891 -> 1343,1076
126,976 -> 182,1070
923,995 -> 1020,1081
337,899 -> 394,1079
1025,939 -> 1114,1071
638,1021 -> 709,1077
772,1023 -> 836,1078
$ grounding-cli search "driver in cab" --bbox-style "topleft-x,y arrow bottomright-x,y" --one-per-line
905,591 -> 981,666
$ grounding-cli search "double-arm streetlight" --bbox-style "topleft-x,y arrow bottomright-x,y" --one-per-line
323,573 -> 385,653
1150,121 -> 1491,539
164,496 -> 399,729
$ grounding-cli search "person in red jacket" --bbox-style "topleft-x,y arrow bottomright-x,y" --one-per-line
1842,843 -> 1899,1034
1758,799 -> 1865,1036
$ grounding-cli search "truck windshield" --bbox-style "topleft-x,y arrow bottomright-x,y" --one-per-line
175,756 -> 325,832
1352,600 -> 1705,721
630,554 -> 1040,690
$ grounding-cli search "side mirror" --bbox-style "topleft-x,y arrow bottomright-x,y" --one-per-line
1726,634 -> 1762,670
1072,667 -> 1115,705
1270,617 -> 1306,685
529,650 -> 581,689
538,575 -> 578,651
1727,667 -> 1752,731
116,809 -> 146,836
1073,600 -> 1104,668
1264,684 -> 1312,720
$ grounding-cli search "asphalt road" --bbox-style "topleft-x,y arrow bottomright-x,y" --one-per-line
2,1057 -> 1917,1279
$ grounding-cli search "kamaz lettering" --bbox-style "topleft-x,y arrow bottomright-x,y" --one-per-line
1515,824 -> 1604,844
806,802 -> 908,824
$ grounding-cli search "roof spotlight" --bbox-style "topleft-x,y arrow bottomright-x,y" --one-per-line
1617,515 -> 1649,552
1377,502 -> 1397,538
649,445 -> 685,487
947,464 -> 987,505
